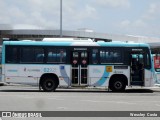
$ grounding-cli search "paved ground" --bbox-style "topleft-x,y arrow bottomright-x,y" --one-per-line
0,84 -> 160,120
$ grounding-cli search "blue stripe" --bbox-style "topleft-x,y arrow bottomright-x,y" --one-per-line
92,67 -> 109,86
59,66 -> 71,85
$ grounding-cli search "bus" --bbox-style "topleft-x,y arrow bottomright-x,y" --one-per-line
152,54 -> 160,84
0,46 -> 2,85
1,38 -> 154,92
148,42 -> 160,84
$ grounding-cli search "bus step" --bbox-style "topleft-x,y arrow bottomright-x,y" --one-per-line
131,81 -> 144,86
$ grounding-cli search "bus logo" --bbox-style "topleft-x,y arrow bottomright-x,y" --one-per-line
106,66 -> 112,72
2,112 -> 11,117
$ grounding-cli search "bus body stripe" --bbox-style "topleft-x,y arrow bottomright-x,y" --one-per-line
92,67 -> 109,86
59,66 -> 70,85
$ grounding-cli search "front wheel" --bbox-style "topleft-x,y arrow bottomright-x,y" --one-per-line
109,79 -> 126,92
41,77 -> 57,92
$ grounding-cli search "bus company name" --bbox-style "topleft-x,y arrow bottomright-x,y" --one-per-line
132,49 -> 143,51
114,70 -> 123,74
74,48 -> 87,51
7,69 -> 18,72
24,68 -> 40,72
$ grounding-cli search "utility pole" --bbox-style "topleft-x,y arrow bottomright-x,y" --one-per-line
60,0 -> 62,37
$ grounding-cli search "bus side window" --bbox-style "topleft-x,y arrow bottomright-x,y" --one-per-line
35,48 -> 44,63
92,49 -> 98,64
100,49 -> 123,64
47,48 -> 66,63
21,47 -> 44,63
57,49 -> 66,63
6,46 -> 19,63
47,49 -> 56,63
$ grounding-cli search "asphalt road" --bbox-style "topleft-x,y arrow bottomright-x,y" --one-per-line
0,85 -> 160,120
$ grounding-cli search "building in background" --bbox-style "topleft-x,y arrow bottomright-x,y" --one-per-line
0,24 -> 160,44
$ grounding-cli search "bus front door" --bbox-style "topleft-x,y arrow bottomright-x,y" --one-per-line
71,51 -> 88,86
130,53 -> 144,86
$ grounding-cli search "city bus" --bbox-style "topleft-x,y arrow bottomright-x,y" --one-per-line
152,54 -> 160,84
0,46 -> 2,85
1,38 -> 154,92
148,42 -> 160,84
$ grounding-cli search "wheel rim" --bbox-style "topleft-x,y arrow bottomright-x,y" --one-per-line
45,80 -> 54,89
114,81 -> 123,90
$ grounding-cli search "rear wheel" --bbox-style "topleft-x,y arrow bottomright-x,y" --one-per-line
41,77 -> 57,92
109,79 -> 126,92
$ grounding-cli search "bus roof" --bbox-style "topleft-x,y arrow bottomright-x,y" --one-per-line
3,40 -> 150,47
43,38 -> 93,42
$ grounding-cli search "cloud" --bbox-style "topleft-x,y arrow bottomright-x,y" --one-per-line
148,3 -> 159,14
120,20 -> 130,27
115,1 -> 160,37
93,0 -> 130,8
71,5 -> 97,20
142,2 -> 160,21
118,18 -> 150,36
0,0 -> 97,30
62,1 -> 97,29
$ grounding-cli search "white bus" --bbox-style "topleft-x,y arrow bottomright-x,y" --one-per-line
148,42 -> 160,84
1,38 -> 154,92
152,54 -> 160,84
0,46 -> 2,84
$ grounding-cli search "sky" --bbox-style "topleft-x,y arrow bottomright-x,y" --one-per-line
0,0 -> 160,37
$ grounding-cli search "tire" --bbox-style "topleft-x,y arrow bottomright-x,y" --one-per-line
109,79 -> 126,92
41,77 -> 57,92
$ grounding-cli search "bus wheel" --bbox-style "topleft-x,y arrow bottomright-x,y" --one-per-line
109,79 -> 126,92
41,77 -> 57,92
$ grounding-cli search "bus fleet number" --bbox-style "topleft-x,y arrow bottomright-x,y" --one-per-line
44,68 -> 57,73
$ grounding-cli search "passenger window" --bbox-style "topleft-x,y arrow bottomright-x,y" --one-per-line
92,49 -> 98,64
47,48 -> 66,63
100,49 -> 123,64
57,49 -> 66,63
21,47 -> 44,63
6,46 -> 19,63
47,49 -> 57,63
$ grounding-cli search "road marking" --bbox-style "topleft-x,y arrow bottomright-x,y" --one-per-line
116,101 -> 136,105
81,100 -> 110,103
81,100 -> 136,105
48,98 -> 64,100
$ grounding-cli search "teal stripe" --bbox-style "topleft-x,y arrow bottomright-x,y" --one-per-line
93,67 -> 109,86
